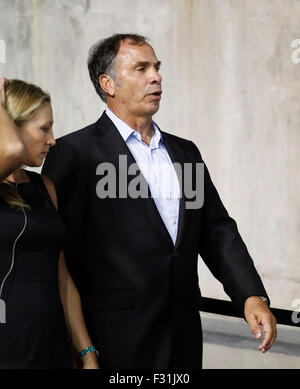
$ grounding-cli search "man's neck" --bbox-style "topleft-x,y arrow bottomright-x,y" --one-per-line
107,105 -> 154,146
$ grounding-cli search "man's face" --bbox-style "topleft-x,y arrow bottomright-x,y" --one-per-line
111,40 -> 162,120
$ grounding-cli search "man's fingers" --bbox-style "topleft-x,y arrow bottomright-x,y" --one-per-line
259,329 -> 271,352
258,317 -> 277,352
247,315 -> 262,339
244,298 -> 277,353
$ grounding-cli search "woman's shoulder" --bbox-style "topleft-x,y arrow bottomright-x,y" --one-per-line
25,170 -> 57,209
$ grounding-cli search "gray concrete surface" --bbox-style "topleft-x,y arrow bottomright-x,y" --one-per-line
202,312 -> 300,368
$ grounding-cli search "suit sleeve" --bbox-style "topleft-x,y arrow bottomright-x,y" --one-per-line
42,139 -> 87,292
190,141 -> 270,317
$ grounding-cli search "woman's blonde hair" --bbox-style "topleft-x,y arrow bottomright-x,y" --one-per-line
0,79 -> 51,211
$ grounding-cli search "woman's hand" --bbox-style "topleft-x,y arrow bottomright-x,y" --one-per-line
0,77 -> 8,108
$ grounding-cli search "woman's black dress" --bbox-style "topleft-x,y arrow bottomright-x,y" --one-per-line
0,170 -> 73,368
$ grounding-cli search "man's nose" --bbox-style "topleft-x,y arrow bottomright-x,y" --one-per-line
149,67 -> 162,84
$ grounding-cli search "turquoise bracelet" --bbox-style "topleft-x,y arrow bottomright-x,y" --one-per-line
79,346 -> 99,359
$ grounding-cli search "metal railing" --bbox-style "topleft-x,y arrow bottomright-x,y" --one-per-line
200,297 -> 299,327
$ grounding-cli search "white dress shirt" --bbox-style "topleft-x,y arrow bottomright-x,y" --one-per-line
106,107 -> 180,245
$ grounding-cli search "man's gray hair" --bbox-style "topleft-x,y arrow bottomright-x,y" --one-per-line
87,33 -> 147,102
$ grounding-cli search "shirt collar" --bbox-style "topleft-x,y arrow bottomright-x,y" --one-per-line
106,107 -> 134,142
150,122 -> 163,149
105,107 -> 163,148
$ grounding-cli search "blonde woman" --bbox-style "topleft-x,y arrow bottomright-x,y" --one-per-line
0,77 -> 99,369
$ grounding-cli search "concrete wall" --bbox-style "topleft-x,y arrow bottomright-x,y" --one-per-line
0,0 -> 299,367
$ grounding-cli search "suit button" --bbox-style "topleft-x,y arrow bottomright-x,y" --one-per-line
172,290 -> 180,295
174,251 -> 180,257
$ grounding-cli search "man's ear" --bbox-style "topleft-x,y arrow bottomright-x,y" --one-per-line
99,74 -> 115,98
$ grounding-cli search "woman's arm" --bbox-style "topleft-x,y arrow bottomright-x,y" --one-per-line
42,174 -> 99,369
58,251 -> 99,369
0,77 -> 26,180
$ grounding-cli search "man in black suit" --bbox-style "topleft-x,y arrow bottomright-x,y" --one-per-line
42,33 -> 277,368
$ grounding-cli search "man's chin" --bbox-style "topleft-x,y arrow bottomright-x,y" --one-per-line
146,103 -> 160,116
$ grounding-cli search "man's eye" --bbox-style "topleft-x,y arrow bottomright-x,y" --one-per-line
136,67 -> 144,71
41,127 -> 50,132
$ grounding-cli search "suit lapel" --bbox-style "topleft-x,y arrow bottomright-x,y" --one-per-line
94,112 -> 175,249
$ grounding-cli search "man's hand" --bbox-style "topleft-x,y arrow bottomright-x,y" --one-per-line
244,296 -> 277,353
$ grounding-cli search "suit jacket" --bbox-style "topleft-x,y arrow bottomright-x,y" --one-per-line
42,112 -> 269,369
